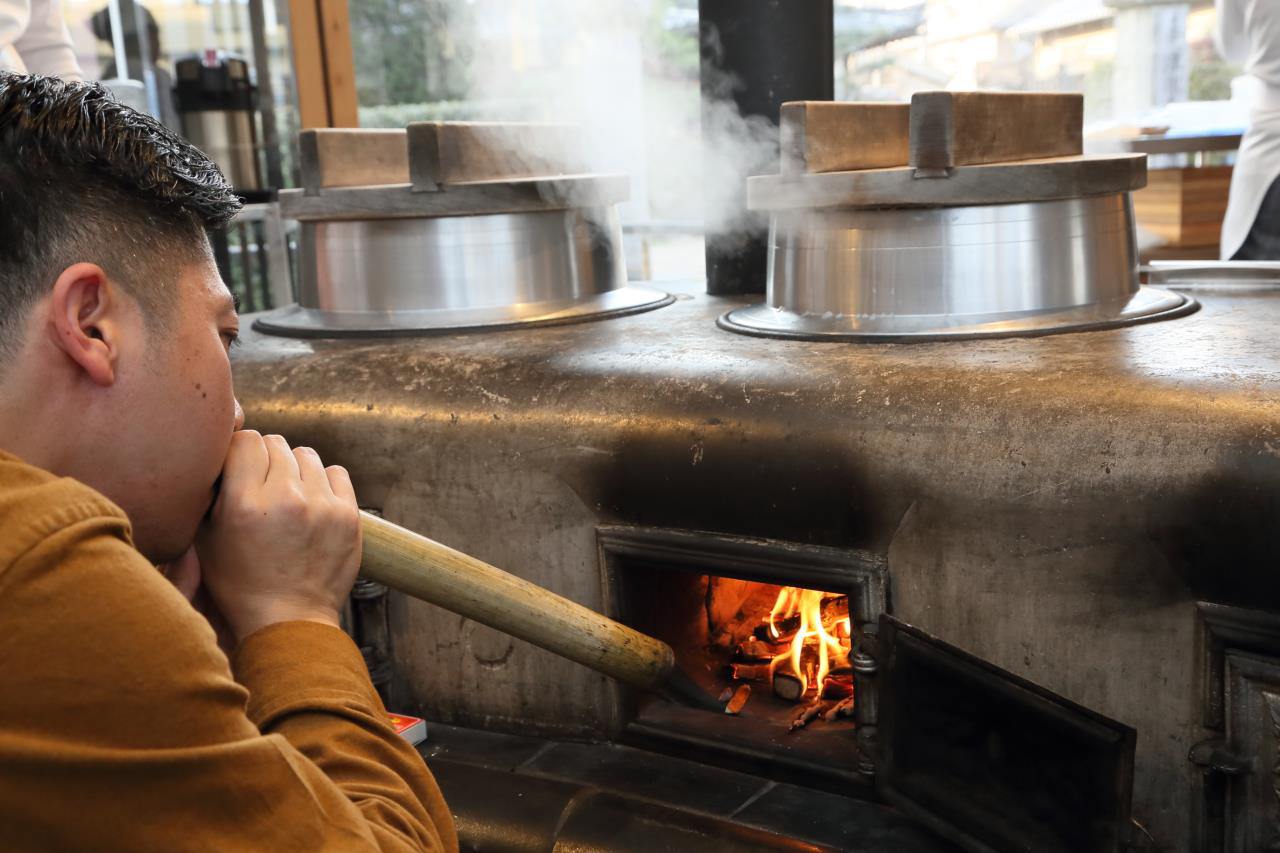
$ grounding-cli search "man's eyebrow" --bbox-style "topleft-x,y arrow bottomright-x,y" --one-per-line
232,292 -> 241,313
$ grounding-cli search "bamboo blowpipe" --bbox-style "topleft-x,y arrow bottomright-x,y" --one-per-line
359,511 -> 718,709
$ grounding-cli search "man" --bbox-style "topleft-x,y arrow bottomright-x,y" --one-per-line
0,73 -> 456,850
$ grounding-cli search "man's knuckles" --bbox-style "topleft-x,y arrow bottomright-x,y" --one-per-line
328,500 -> 361,539
228,429 -> 263,450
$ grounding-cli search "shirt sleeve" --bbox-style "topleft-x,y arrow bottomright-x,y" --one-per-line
1216,0 -> 1249,64
0,504 -> 457,852
0,0 -> 30,73
12,0 -> 81,79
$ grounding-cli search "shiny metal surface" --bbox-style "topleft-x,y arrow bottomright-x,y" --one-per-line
720,193 -> 1196,340
1146,260 -> 1280,286
254,207 -> 671,336
181,110 -> 261,192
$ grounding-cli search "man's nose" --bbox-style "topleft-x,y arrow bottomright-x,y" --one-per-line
233,398 -> 245,431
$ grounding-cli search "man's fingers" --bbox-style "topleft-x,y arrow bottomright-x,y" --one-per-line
293,446 -> 329,492
222,430 -> 269,489
159,546 -> 202,603
263,434 -> 301,484
325,464 -> 357,505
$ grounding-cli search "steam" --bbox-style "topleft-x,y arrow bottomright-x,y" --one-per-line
454,1 -> 778,250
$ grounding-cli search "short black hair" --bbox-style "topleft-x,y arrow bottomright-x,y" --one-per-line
0,73 -> 241,352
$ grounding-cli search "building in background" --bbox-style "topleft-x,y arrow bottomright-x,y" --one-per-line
841,0 -> 1232,125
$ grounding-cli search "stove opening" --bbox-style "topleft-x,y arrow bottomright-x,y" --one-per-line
647,575 -> 856,731
600,527 -> 887,791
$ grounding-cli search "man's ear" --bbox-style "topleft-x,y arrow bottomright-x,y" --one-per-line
47,263 -> 124,387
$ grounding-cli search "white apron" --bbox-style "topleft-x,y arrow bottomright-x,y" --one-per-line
1221,101 -> 1280,259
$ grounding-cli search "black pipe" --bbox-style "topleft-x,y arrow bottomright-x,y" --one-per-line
698,0 -> 833,296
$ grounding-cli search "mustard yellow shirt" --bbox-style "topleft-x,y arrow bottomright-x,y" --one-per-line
0,450 -> 457,851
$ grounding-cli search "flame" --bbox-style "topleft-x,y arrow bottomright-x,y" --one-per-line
767,587 -> 850,694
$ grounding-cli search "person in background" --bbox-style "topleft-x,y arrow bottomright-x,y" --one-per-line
89,2 -> 178,129
0,0 -> 81,78
1217,0 -> 1280,260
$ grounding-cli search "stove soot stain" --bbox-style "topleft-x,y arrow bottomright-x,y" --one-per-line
593,431 -> 913,550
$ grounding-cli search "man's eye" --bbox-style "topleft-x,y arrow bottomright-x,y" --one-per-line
222,332 -> 241,349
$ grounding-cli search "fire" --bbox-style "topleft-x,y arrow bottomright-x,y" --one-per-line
766,587 -> 851,694
717,582 -> 855,728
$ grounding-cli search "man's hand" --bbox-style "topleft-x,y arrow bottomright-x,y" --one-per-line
196,431 -> 362,644
158,547 -> 238,654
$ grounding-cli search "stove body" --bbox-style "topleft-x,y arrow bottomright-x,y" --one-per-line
234,278 -> 1280,851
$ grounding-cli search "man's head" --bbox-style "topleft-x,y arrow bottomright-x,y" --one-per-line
0,73 -> 246,562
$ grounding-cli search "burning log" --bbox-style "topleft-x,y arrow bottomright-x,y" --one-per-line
753,621 -> 797,644
821,675 -> 854,701
753,595 -> 849,643
736,637 -> 776,661
822,696 -> 855,722
724,684 -> 752,715
788,699 -> 834,733
772,671 -> 805,702
804,661 -> 818,691
730,662 -> 772,682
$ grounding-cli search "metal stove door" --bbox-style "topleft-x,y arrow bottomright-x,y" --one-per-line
1196,650 -> 1280,851
875,615 -> 1139,853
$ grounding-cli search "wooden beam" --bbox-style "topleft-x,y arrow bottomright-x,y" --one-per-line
748,154 -> 1146,211
287,0 -> 329,128
779,101 -> 910,174
298,129 -> 409,193
406,122 -> 586,192
909,91 -> 1084,174
317,0 -> 358,128
286,0 -> 357,128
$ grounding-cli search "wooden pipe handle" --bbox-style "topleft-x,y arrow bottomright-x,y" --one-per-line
358,511 -> 676,692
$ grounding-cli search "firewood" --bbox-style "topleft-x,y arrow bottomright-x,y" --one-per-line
821,675 -> 854,700
711,630 -> 736,650
717,687 -> 733,703
788,699 -> 834,733
724,684 -> 752,715
753,621 -> 798,644
823,696 -> 855,722
772,671 -> 805,702
730,663 -> 772,682
755,597 -> 849,641
821,595 -> 849,622
736,637 -> 775,661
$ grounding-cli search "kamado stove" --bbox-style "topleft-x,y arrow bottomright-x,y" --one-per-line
231,60 -> 1280,853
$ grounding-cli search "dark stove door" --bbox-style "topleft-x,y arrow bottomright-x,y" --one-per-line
876,615 -> 1138,853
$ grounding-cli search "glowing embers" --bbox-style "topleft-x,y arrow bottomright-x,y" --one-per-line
715,583 -> 855,732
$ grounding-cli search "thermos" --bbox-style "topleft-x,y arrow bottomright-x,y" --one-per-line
174,51 -> 262,194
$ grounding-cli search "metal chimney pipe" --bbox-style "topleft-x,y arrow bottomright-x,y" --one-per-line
698,0 -> 833,296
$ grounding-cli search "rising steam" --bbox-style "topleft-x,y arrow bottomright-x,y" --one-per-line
455,1 -> 778,250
